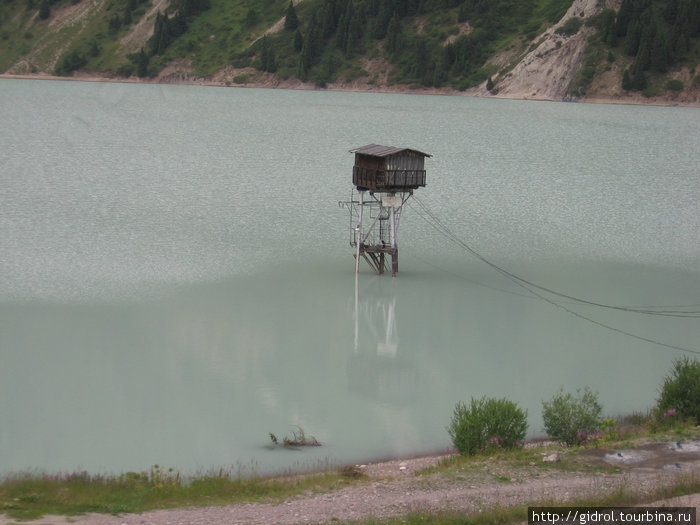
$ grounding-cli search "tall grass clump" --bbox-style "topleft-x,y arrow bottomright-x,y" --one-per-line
447,396 -> 528,456
657,356 -> 700,424
0,465 -> 348,520
542,386 -> 602,446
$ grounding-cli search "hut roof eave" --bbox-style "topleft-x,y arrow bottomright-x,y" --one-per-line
350,144 -> 432,158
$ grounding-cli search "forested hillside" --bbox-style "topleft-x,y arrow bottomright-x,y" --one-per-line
1,0 -> 698,103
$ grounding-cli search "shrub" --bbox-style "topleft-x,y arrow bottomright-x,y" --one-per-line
116,63 -> 134,77
542,386 -> 602,446
657,357 -> 700,424
665,79 -> 684,92
54,50 -> 87,76
447,396 -> 527,456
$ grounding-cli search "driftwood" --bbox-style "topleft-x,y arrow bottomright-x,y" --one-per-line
268,426 -> 321,449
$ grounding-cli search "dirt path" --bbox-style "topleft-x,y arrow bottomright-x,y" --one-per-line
3,439 -> 698,525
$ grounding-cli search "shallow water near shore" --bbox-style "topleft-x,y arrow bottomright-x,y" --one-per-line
1,79 -> 698,476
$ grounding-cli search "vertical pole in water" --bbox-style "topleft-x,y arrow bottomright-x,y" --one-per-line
389,201 -> 398,276
389,203 -> 396,249
353,271 -> 359,351
354,190 -> 364,274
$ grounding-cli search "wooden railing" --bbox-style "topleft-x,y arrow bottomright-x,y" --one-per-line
353,166 -> 426,190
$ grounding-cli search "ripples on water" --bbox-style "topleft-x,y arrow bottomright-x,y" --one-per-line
1,79 -> 698,474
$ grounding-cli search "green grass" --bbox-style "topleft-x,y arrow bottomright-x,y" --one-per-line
0,466 -> 353,520
0,0 -> 128,74
0,4 -> 48,71
418,442 -> 620,484
1,420 -> 698,521
164,0 -> 289,77
532,0 -> 573,25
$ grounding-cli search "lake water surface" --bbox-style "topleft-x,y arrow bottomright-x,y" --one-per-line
1,79 -> 698,476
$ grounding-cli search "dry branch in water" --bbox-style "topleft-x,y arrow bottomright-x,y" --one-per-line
268,426 -> 321,449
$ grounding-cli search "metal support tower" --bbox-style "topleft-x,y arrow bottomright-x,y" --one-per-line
340,189 -> 412,276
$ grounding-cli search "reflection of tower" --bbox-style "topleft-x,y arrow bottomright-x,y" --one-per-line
353,277 -> 398,356
349,276 -> 418,403
341,145 -> 430,276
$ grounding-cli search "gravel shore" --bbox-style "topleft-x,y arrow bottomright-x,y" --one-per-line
3,440 -> 699,525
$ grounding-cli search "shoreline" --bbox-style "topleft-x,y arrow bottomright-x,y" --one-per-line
2,72 -> 699,108
2,436 -> 699,525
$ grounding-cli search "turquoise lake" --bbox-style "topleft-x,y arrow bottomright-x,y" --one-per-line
1,78 -> 698,476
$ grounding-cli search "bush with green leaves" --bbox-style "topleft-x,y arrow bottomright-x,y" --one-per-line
665,79 -> 684,92
542,386 -> 602,446
657,357 -> 700,424
447,396 -> 528,456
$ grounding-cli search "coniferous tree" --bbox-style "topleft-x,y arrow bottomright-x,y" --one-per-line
432,54 -> 448,87
373,0 -> 392,38
336,0 -> 350,53
318,53 -> 337,85
623,19 -> 641,56
259,36 -> 277,72
345,14 -> 362,56
171,11 -> 187,37
411,37 -> 429,81
245,7 -> 259,28
663,0 -> 679,24
598,9 -> 617,46
615,0 -> 633,37
284,0 -> 298,31
457,1 -> 469,23
38,0 -> 49,19
55,49 -> 87,75
320,0 -> 339,39
175,0 -> 210,18
89,39 -> 100,57
337,0 -> 363,56
622,69 -> 633,90
650,22 -> 671,72
157,19 -> 170,54
297,11 -> 320,80
631,68 -> 647,90
109,14 -> 122,33
633,31 -> 651,71
136,47 -> 149,77
293,28 -> 304,51
150,11 -> 164,54
384,14 -> 403,56
122,5 -> 132,25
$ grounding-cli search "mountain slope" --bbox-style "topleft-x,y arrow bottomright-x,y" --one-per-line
0,0 -> 698,105
483,0 -> 601,100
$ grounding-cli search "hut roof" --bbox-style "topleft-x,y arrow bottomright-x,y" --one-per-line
350,144 -> 431,158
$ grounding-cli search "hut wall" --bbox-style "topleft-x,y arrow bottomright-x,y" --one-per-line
353,151 -> 426,191
385,153 -> 425,171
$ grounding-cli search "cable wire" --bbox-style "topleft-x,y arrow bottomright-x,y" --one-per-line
407,196 -> 699,354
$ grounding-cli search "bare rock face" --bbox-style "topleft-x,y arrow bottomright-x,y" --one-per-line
487,0 -> 606,101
